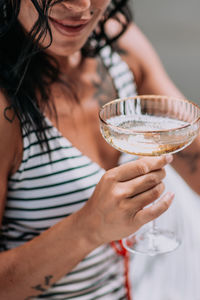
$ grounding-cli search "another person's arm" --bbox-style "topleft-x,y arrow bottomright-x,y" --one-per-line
117,23 -> 200,194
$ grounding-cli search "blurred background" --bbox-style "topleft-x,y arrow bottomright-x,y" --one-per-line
130,0 -> 200,105
129,2 -> 200,299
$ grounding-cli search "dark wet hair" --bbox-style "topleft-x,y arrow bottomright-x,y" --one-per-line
0,0 -> 132,147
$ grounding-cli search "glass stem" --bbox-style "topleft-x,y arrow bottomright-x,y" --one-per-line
150,202 -> 159,252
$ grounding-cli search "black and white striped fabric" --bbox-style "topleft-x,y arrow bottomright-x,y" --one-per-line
1,45 -> 137,299
100,45 -> 137,99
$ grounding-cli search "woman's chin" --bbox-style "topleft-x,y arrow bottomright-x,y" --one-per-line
44,38 -> 87,58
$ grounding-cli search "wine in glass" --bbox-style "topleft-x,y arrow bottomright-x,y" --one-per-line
99,95 -> 200,255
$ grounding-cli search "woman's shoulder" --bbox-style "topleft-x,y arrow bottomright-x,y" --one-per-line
108,22 -> 164,89
0,90 -> 22,176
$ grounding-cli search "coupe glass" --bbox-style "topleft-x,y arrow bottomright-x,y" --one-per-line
99,95 -> 200,256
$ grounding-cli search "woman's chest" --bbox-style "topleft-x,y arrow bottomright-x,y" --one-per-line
47,61 -> 120,170
49,96 -> 120,170
45,48 -> 137,170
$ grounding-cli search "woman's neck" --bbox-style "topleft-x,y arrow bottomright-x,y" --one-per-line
52,51 -> 83,73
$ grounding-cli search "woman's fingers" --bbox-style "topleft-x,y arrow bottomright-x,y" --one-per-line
124,181 -> 165,212
133,192 -> 175,229
121,168 -> 166,198
85,155 -> 174,244
114,155 -> 173,182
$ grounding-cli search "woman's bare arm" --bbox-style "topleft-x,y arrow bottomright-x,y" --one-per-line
0,95 -> 99,299
0,92 -> 173,300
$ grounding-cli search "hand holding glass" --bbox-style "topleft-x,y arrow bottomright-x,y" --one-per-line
99,95 -> 200,255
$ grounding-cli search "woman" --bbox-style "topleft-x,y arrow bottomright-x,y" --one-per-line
0,1 -> 199,299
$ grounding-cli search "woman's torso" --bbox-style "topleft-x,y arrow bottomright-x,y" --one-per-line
1,45 -> 137,299
44,46 -> 137,171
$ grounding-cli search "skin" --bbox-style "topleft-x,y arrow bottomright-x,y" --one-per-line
1,0 -> 199,299
18,0 -> 110,57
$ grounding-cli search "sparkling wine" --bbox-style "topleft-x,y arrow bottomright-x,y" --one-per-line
101,115 -> 196,156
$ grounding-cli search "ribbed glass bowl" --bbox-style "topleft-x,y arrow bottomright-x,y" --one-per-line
99,95 -> 200,156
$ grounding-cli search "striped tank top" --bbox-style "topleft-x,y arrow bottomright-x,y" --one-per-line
1,45 -> 137,299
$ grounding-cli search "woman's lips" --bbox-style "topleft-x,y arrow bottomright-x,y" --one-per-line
49,17 -> 90,37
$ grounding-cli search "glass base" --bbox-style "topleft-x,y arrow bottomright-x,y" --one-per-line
122,228 -> 181,256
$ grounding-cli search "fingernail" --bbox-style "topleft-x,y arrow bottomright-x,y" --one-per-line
163,192 -> 175,205
165,154 -> 173,163
166,191 -> 175,198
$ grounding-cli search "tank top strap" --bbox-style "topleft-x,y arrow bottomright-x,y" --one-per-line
99,45 -> 137,98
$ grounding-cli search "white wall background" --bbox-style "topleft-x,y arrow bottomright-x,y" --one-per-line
130,0 -> 200,105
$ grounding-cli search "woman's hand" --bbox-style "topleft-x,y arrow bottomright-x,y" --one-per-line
78,155 -> 174,247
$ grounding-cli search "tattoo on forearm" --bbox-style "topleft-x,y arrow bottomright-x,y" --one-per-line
32,284 -> 46,292
44,275 -> 53,286
24,275 -> 53,300
32,275 -> 53,292
176,152 -> 200,173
